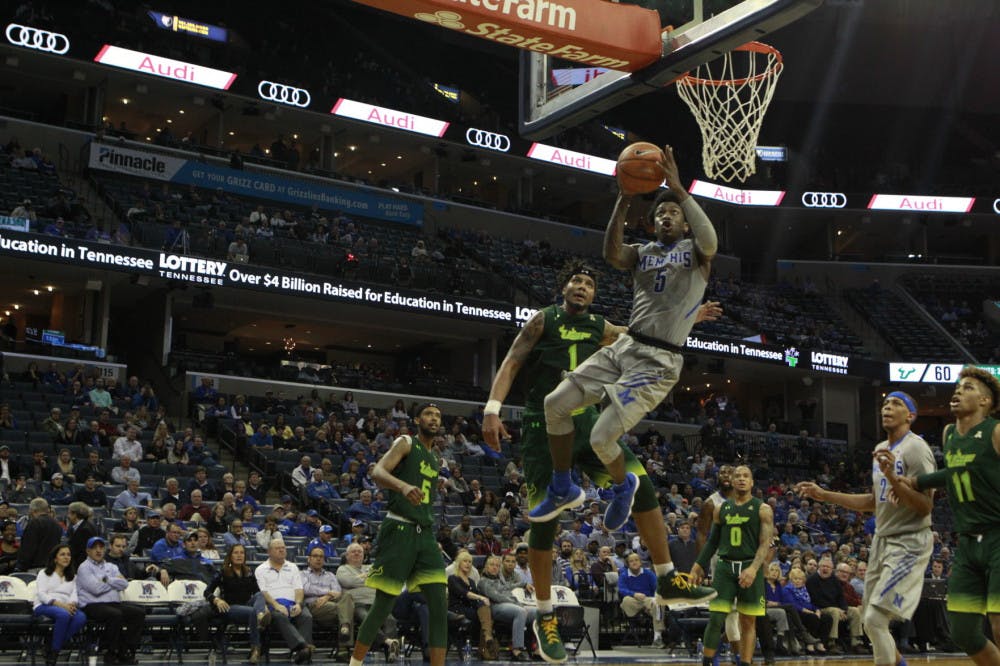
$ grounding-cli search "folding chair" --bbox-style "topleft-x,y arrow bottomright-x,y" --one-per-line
0,575 -> 40,663
122,580 -> 182,662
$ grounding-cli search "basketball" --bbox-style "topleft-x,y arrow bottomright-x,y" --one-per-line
616,142 -> 666,194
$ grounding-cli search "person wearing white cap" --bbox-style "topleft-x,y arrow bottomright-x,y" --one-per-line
76,536 -> 145,664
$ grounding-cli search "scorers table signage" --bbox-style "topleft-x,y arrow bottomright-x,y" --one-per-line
0,229 -> 526,325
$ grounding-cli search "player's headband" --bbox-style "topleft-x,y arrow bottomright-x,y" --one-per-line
566,266 -> 598,288
415,402 -> 440,416
887,391 -> 917,414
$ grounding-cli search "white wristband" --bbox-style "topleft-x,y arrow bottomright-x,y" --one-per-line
484,400 -> 502,416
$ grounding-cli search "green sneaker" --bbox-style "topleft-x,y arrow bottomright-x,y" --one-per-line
533,612 -> 567,664
655,570 -> 718,608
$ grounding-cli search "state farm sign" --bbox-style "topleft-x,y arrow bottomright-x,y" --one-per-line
331,98 -> 449,138
93,45 -> 236,89
351,0 -> 661,71
867,194 -> 975,213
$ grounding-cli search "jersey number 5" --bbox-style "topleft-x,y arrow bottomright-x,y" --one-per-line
420,479 -> 432,504
653,269 -> 666,292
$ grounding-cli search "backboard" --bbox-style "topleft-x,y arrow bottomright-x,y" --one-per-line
518,0 -> 823,140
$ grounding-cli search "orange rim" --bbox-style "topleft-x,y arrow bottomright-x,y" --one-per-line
677,41 -> 783,87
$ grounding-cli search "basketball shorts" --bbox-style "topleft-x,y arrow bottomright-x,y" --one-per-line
366,517 -> 446,595
863,529 -> 932,620
947,531 -> 1000,615
708,559 -> 766,617
565,334 -> 682,436
521,407 -> 655,513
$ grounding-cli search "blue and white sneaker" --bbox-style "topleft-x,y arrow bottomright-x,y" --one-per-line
603,472 -> 639,530
528,483 -> 585,522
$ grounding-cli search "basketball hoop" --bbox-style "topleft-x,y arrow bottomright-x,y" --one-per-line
676,41 -> 783,184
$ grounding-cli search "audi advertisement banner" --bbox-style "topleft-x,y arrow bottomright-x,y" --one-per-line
94,44 -> 237,90
867,194 -> 975,214
331,98 -> 449,138
5,23 -> 70,54
0,228 -> 527,326
689,180 -> 785,206
88,144 -> 424,225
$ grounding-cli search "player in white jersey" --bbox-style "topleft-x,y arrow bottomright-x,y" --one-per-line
796,391 -> 935,666
529,145 -> 718,609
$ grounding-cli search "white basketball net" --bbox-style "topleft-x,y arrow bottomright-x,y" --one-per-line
676,42 -> 783,183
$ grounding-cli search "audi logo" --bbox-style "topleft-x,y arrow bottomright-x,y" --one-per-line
994,198 -> 1000,215
801,192 -> 847,208
257,81 -> 311,108
466,128 -> 511,153
5,24 -> 70,55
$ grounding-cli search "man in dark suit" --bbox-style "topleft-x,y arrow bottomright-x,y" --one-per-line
159,477 -> 186,508
67,501 -> 99,566
16,497 -> 63,571
0,445 -> 20,484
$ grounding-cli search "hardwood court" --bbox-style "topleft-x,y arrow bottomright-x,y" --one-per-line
584,648 -> 968,666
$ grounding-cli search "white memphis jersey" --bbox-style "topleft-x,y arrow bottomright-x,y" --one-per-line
629,237 -> 708,346
872,431 -> 936,537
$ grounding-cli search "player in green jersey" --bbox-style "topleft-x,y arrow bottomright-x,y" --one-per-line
892,366 -> 1000,665
483,265 -> 720,663
349,403 -> 447,666
691,465 -> 774,666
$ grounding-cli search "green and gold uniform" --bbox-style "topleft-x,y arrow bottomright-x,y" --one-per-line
706,496 -> 766,616
520,306 -> 654,547
367,435 -> 447,596
935,417 -> 1000,614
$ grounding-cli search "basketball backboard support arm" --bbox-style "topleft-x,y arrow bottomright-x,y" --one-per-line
518,0 -> 823,140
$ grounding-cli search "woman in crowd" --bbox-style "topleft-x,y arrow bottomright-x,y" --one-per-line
341,392 -> 359,416
447,550 -> 498,659
479,555 -> 533,661
33,544 -> 87,666
474,490 -> 499,521
390,399 -> 408,421
564,548 -> 596,598
781,568 -> 828,654
197,527 -> 221,560
167,438 -> 189,465
0,520 -> 19,574
207,503 -> 230,536
52,448 -> 77,482
146,422 -> 174,461
239,505 -> 260,540
205,544 -> 266,664
55,420 -> 84,448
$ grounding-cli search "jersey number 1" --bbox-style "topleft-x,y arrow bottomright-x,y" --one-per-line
568,343 -> 578,370
952,471 -> 975,503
